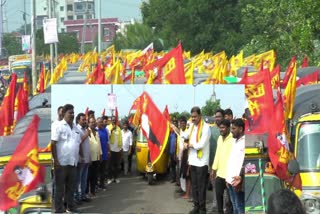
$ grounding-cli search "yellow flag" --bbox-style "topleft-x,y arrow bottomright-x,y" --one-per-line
283,61 -> 297,120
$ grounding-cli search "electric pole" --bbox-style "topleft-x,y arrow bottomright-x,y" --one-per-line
31,0 -> 37,94
0,0 -> 4,57
24,0 -> 27,35
48,0 -> 54,74
53,0 -> 58,67
98,0 -> 101,53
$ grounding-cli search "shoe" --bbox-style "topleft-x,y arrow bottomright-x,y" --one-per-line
115,179 -> 120,184
175,188 -> 184,193
66,208 -> 81,213
81,197 -> 92,202
107,179 -> 113,185
74,199 -> 82,205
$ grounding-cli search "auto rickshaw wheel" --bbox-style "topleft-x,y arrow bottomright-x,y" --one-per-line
147,173 -> 153,185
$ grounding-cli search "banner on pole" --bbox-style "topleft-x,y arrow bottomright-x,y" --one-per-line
43,18 -> 58,44
107,93 -> 117,110
21,35 -> 31,51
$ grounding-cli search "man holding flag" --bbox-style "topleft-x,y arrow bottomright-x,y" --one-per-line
184,106 -> 211,214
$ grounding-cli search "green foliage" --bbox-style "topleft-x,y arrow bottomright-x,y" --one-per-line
2,33 -> 24,56
201,99 -> 221,117
113,22 -> 166,51
35,28 -> 80,55
141,0 -> 244,56
140,0 -> 320,66
169,111 -> 191,120
241,0 -> 320,68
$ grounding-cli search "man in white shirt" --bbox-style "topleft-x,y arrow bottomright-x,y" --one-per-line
184,107 -> 211,214
226,119 -> 245,214
121,120 -> 133,175
51,104 -> 81,213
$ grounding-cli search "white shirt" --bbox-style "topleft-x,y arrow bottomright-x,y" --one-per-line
178,129 -> 189,160
51,119 -> 81,166
226,135 -> 245,184
77,124 -> 91,163
188,121 -> 211,167
122,129 -> 133,152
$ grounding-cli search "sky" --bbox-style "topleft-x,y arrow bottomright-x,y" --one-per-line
5,0 -> 143,32
51,84 -> 246,121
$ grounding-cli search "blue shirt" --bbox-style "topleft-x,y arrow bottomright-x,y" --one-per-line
97,127 -> 109,160
169,131 -> 177,155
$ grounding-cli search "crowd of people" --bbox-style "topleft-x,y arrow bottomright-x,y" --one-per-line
169,107 -> 245,214
51,104 -> 134,213
51,103 -> 307,214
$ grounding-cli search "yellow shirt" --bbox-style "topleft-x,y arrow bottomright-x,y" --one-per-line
212,132 -> 234,179
88,130 -> 102,162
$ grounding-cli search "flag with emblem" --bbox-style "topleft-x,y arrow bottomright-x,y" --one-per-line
143,43 -> 185,84
0,115 -> 45,211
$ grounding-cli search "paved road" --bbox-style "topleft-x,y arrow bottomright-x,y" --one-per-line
77,156 -> 215,214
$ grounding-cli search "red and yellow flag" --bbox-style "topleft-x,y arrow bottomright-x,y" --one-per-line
239,68 -> 274,134
281,56 -> 296,89
0,73 -> 17,136
268,90 -> 302,190
143,43 -> 186,84
296,70 -> 318,88
0,115 -> 45,211
283,60 -> 297,120
136,92 -> 170,164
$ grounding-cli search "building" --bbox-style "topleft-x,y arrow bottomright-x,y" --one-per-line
64,18 -> 119,49
36,0 -> 95,33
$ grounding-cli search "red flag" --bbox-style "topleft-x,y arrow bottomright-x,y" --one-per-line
281,57 -> 296,89
239,68 -> 274,134
138,92 -> 170,164
270,65 -> 281,89
296,70 -> 318,88
268,91 -> 302,190
0,73 -> 17,136
0,115 -> 45,211
163,105 -> 170,121
13,86 -> 27,129
143,43 -> 186,84
101,108 -> 105,116
86,58 -> 102,84
301,56 -> 308,68
39,64 -> 45,93
85,107 -> 89,121
128,96 -> 142,127
23,72 -> 29,99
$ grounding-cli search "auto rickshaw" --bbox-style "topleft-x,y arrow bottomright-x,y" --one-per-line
135,128 -> 169,184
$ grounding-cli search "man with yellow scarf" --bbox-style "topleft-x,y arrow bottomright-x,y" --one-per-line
184,107 -> 211,214
107,116 -> 122,184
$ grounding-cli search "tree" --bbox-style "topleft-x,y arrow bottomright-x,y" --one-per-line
141,0 -> 245,55
240,0 -> 320,68
2,33 -> 24,56
35,28 -> 80,55
201,99 -> 221,117
113,22 -> 165,51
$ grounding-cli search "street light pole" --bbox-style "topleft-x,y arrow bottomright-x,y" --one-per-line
31,0 -> 37,93
24,0 -> 27,35
48,0 -> 54,74
97,0 -> 101,53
